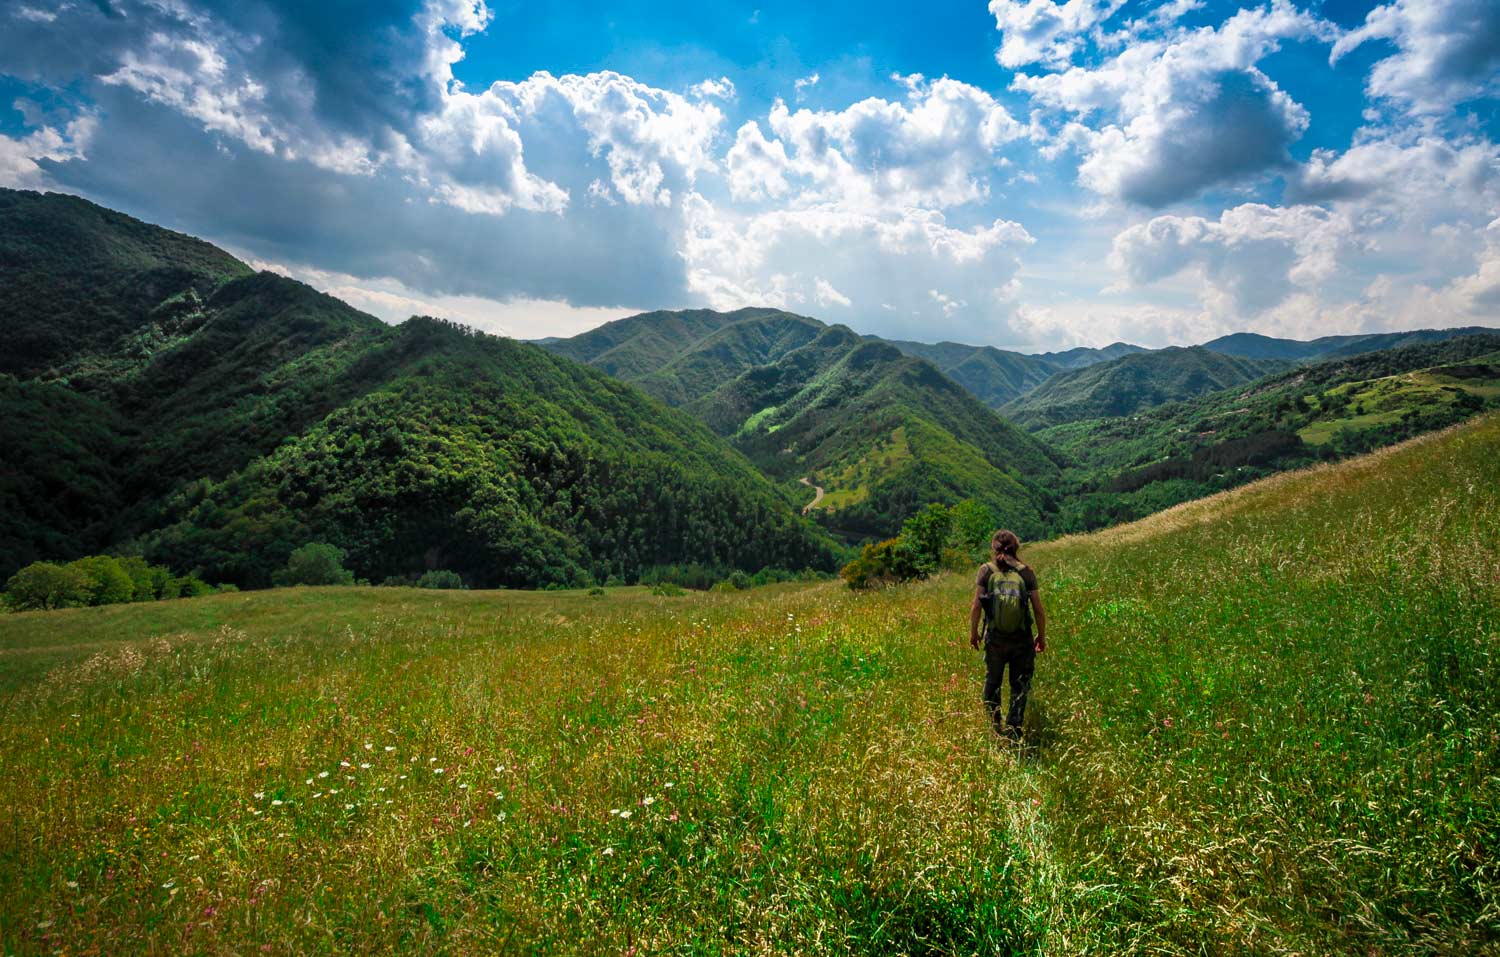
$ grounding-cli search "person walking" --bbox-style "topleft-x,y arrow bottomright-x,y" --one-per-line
969,529 -> 1047,742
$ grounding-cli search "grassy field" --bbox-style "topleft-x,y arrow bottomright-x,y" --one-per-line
3,417 -> 1498,954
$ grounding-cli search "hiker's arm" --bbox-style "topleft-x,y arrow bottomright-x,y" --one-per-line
1030,591 -> 1047,653
969,591 -> 983,649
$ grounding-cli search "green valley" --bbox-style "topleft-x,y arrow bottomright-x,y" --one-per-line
546,311 -> 1063,540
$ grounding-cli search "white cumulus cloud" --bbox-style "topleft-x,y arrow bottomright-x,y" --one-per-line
1332,0 -> 1500,114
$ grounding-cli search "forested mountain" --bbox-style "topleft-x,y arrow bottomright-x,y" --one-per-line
1201,327 -> 1498,362
1029,341 -> 1147,369
882,339 -> 1057,407
546,309 -> 1063,538
0,189 -> 836,586
1038,333 -> 1500,531
0,189 -> 252,379
999,347 -> 1290,429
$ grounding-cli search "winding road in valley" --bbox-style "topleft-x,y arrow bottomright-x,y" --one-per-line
799,477 -> 825,515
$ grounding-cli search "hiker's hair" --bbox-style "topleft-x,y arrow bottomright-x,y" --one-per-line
991,529 -> 1021,559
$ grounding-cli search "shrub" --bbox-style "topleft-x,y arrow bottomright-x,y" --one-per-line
177,577 -> 214,598
4,562 -> 93,611
273,543 -> 355,587
587,586 -> 606,597
841,538 -> 920,589
416,569 -> 467,590
650,582 -> 685,597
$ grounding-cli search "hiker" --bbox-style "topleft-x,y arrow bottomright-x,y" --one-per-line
969,529 -> 1047,741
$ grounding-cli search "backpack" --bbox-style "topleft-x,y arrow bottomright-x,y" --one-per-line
981,561 -> 1031,638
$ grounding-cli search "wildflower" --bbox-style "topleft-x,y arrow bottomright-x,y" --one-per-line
344,804 -> 354,810
399,775 -> 408,780
641,796 -> 655,806
610,809 -> 621,816
305,778 -> 313,785
665,782 -> 675,789
433,768 -> 445,775
253,791 -> 265,800
318,771 -> 329,779
1162,717 -> 1174,728
340,761 -> 351,768
668,811 -> 679,823
459,783 -> 470,790
359,763 -> 370,770
363,743 -> 373,751
66,881 -> 78,889
378,787 -> 386,793
601,847 -> 615,857
496,811 -> 507,822
619,810 -> 632,819
271,800 -> 284,806
329,788 -> 339,794
428,757 -> 437,763
313,793 -> 322,799
162,881 -> 175,889
384,746 -> 396,752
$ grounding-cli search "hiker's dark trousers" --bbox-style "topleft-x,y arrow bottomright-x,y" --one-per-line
983,633 -> 1034,737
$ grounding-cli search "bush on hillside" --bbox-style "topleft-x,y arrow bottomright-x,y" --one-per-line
416,569 -> 466,590
66,555 -> 136,606
273,543 -> 354,587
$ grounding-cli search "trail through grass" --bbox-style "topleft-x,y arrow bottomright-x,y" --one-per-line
3,416 -> 1498,954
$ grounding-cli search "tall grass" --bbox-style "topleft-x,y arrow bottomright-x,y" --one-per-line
2,415 -> 1497,954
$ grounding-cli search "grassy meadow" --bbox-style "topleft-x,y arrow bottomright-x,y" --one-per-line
3,416 -> 1498,954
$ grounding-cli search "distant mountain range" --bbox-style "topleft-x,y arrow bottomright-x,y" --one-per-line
997,347 -> 1291,429
3,186 -> 1496,586
1200,329 -> 1500,362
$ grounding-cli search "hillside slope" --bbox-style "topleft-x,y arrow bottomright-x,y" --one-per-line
0,190 -> 835,585
1038,332 -> 1500,531
1000,346 -> 1289,428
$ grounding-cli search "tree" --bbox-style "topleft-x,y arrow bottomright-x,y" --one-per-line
66,555 -> 135,606
897,503 -> 954,578
273,543 -> 355,587
5,562 -> 93,610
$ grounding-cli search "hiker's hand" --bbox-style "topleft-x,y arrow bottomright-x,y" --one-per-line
969,634 -> 981,650
1034,634 -> 1047,654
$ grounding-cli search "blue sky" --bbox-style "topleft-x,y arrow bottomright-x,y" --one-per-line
2,0 -> 1498,349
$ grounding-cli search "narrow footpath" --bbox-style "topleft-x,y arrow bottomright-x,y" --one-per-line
798,477 -> 825,515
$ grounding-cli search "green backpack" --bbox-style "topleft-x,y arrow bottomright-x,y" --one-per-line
981,562 -> 1031,637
